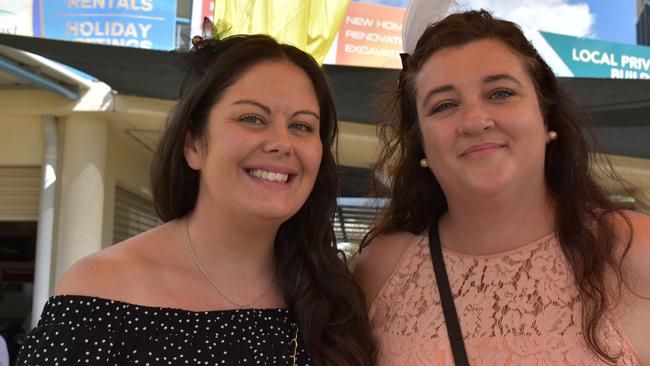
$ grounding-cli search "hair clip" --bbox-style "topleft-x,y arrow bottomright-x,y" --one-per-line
191,35 -> 204,48
190,18 -> 233,52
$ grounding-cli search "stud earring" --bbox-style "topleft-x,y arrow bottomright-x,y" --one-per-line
420,158 -> 428,168
547,130 -> 558,141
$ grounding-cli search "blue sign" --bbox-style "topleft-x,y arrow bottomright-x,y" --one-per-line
541,31 -> 650,80
36,0 -> 176,50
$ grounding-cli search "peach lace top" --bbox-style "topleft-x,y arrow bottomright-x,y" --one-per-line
369,232 -> 643,365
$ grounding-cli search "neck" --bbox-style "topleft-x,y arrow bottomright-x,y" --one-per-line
186,199 -> 279,273
440,187 -> 555,256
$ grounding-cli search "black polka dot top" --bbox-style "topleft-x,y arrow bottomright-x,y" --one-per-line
17,295 -> 312,365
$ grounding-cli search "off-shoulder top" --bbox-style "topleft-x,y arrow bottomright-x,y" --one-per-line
369,232 -> 643,365
18,295 -> 311,365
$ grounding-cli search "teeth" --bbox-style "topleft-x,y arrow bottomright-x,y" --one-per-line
249,169 -> 289,183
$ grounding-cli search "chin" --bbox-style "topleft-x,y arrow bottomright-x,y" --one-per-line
463,174 -> 514,198
247,203 -> 301,222
466,164 -> 517,192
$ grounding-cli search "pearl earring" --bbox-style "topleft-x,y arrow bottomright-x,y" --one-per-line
547,130 -> 558,141
420,158 -> 428,168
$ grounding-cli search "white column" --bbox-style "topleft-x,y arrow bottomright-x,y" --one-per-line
54,115 -> 108,286
31,115 -> 59,328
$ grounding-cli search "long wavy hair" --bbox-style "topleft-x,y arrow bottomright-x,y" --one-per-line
365,10 -> 641,363
151,34 -> 374,365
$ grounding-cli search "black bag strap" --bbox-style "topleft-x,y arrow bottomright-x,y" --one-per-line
428,221 -> 470,366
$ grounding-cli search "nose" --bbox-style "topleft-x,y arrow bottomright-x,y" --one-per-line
263,122 -> 292,156
458,99 -> 495,136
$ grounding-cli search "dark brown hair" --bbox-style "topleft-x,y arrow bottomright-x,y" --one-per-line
366,9 -> 640,363
151,34 -> 374,365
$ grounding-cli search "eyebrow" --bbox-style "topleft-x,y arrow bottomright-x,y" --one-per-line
232,99 -> 320,120
483,73 -> 524,87
232,99 -> 271,114
421,85 -> 455,109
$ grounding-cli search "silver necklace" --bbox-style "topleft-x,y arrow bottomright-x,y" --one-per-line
185,219 -> 277,309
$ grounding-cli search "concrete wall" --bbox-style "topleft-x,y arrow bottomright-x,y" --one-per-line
0,89 -> 160,287
101,122 -> 155,247
0,116 -> 43,166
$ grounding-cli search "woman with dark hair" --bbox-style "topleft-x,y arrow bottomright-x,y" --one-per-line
355,9 -> 650,365
18,32 -> 374,365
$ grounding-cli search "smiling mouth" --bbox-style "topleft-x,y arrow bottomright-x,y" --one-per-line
246,169 -> 291,184
462,143 -> 504,156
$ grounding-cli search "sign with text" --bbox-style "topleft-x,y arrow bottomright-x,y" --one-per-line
541,31 -> 650,80
37,0 -> 176,50
333,1 -> 405,68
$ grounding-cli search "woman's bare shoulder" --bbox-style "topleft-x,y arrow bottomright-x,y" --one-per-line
610,211 -> 650,366
55,222 -> 177,299
353,231 -> 420,307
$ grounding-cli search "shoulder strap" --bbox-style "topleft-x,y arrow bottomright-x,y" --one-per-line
428,222 -> 470,366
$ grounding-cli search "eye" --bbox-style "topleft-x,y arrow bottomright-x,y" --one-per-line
431,101 -> 457,115
239,114 -> 264,125
489,89 -> 515,100
290,122 -> 315,134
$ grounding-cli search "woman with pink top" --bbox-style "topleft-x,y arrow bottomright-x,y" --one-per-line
355,10 -> 650,366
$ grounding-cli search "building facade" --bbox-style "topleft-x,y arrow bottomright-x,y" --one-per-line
638,0 -> 650,45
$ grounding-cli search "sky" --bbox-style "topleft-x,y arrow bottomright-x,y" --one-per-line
356,0 -> 640,45
462,0 -> 638,45
584,0 -> 637,45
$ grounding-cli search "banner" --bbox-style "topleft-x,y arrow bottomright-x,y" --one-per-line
36,0 -> 177,50
199,0 -> 650,77
333,1 -> 404,68
541,31 -> 650,80
214,0 -> 349,64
